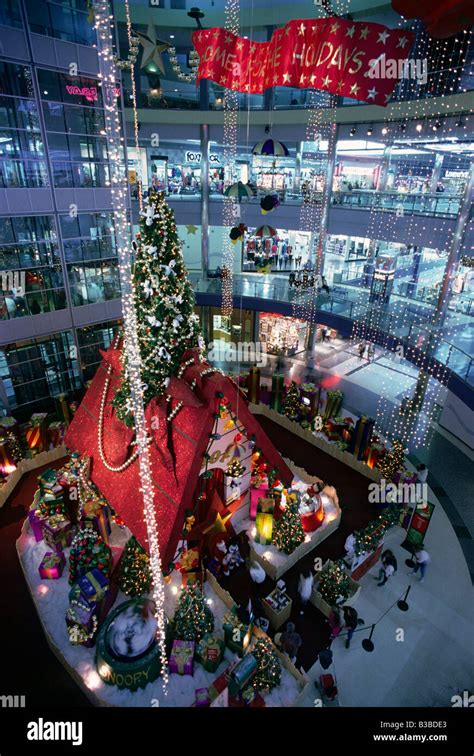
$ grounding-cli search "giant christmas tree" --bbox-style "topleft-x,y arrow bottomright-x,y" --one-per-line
112,191 -> 203,425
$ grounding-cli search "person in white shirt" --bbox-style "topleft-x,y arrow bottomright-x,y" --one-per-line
416,464 -> 428,484
298,569 -> 314,615
412,548 -> 430,583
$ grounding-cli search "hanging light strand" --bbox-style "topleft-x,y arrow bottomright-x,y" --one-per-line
221,0 -> 241,317
92,0 -> 168,689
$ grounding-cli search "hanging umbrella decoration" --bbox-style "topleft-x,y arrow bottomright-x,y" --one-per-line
224,181 -> 254,203
252,139 -> 289,156
260,193 -> 280,215
255,225 -> 277,238
229,223 -> 247,245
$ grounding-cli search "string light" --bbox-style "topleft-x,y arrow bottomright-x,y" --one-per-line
92,0 -> 168,689
221,0 -> 241,317
123,0 -> 143,212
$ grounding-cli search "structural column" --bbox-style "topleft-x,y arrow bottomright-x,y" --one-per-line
200,123 -> 210,277
316,118 -> 338,275
429,152 -> 444,193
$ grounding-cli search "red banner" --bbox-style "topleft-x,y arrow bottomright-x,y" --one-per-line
192,18 -> 413,107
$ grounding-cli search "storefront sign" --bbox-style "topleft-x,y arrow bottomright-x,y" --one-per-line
64,85 -> 120,102
185,151 -> 221,165
444,170 -> 469,178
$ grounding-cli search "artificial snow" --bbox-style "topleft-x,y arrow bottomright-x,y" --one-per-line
17,520 -> 302,707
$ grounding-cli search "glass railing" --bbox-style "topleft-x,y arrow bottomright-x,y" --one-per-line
331,190 -> 462,218
189,272 -> 474,386
133,187 -> 462,218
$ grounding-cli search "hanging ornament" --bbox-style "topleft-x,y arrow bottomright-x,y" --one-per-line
260,194 -> 280,215
229,223 -> 247,244
252,139 -> 289,156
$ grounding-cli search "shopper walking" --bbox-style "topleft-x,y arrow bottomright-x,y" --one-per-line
412,547 -> 430,583
376,549 -> 398,586
343,606 -> 363,648
298,568 -> 314,616
416,464 -> 428,484
358,340 -> 366,360
277,621 -> 302,663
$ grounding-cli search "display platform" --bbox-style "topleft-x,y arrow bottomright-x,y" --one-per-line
17,519 -> 303,708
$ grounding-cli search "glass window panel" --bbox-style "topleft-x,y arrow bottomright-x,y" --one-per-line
0,63 -> 31,98
49,4 -> 75,42
0,0 -> 23,28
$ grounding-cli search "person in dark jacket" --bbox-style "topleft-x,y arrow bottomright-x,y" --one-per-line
343,606 -> 364,649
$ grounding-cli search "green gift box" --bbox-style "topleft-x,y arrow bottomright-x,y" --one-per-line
196,633 -> 225,673
223,608 -> 254,658
270,374 -> 285,413
228,653 -> 257,696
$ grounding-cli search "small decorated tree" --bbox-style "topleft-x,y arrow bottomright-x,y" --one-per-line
283,381 -> 300,421
119,536 -> 152,597
378,440 -> 405,481
318,561 -> 352,605
251,638 -> 281,692
272,496 -> 305,554
69,526 -> 111,585
172,585 -> 214,642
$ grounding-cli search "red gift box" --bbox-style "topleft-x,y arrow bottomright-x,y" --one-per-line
25,413 -> 48,452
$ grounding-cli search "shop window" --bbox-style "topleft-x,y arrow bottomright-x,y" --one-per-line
259,313 -> 309,356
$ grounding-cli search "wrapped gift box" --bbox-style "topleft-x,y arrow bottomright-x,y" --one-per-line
169,640 -> 195,676
209,665 -> 231,703
0,439 -> 17,477
0,416 -> 21,443
28,502 -> 49,542
195,688 -> 210,707
323,390 -> 343,421
38,550 -> 66,579
58,475 -> 80,524
247,367 -> 260,404
196,633 -> 225,673
78,567 -> 109,603
38,468 -> 58,490
250,482 -> 269,520
25,413 -> 48,452
259,387 -> 271,406
69,578 -> 116,627
81,498 -> 112,544
47,420 -> 65,449
270,374 -> 285,413
223,608 -> 253,657
181,568 -> 205,587
228,653 -> 257,696
42,515 -> 75,552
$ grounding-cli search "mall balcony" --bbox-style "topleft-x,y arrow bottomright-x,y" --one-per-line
0,0 -> 472,440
